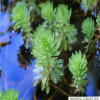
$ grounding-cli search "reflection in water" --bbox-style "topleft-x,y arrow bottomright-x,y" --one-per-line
0,4 -> 37,100
17,44 -> 34,70
0,0 -> 14,11
0,31 -> 4,35
0,41 -> 11,47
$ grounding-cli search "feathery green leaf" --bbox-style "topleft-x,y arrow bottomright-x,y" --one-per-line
68,50 -> 88,94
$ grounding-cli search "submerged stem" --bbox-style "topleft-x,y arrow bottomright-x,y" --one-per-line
50,83 -> 70,97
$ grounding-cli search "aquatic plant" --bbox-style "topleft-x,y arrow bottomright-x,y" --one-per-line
32,25 -> 63,94
81,17 -> 95,52
40,1 -> 77,51
81,0 -> 96,13
41,1 -> 55,23
82,17 -> 95,39
54,4 -> 77,51
68,50 -> 88,94
10,1 -> 33,49
9,0 -> 100,97
0,88 -> 22,100
96,14 -> 100,30
22,0 -> 40,22
55,4 -> 71,26
75,0 -> 97,13
10,2 -> 30,31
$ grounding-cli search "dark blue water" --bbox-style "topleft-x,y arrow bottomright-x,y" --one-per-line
84,42 -> 100,96
85,61 -> 97,96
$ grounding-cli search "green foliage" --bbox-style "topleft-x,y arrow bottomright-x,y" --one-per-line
10,2 -> 31,31
81,17 -> 95,52
68,50 -> 88,94
10,1 -> 33,48
22,0 -> 40,22
81,0 -> 97,13
32,25 -> 63,94
41,1 -> 77,52
82,17 -> 95,39
54,4 -> 77,51
0,88 -> 22,100
55,4 -> 72,26
57,23 -> 77,51
11,0 -> 77,51
41,1 -> 55,23
96,14 -> 100,30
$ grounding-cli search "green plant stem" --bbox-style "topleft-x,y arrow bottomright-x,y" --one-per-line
48,82 -> 63,100
71,13 -> 92,18
62,65 -> 72,87
61,51 -> 72,90
24,24 -> 31,37
48,52 -> 70,99
72,9 -> 84,14
50,83 -> 70,97
64,65 -> 68,70
82,47 -> 90,56
82,41 -> 94,57
63,78 -> 72,87
86,56 -> 94,74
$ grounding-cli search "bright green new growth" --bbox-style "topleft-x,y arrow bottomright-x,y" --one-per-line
32,25 -> 63,94
81,17 -> 95,52
54,4 -> 77,51
10,2 -> 31,31
96,14 -> 100,30
82,17 -> 95,39
0,89 -> 22,100
41,1 -> 77,51
55,4 -> 72,26
41,1 -> 55,23
58,23 -> 77,51
68,50 -> 88,94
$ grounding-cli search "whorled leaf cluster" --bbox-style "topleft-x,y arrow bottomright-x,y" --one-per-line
41,1 -> 77,52
10,1 -> 33,49
68,50 -> 88,94
41,1 -> 55,23
54,4 -> 71,26
82,17 -> 95,39
10,2 -> 31,31
81,17 -> 95,52
32,25 -> 63,94
0,89 -> 22,100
